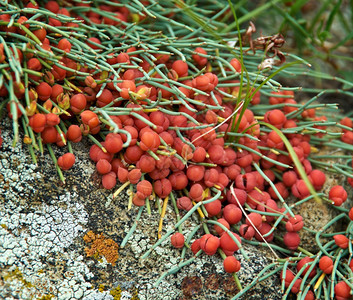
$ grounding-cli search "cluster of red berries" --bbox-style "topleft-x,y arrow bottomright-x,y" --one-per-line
281,209 -> 353,299
2,1 -> 353,297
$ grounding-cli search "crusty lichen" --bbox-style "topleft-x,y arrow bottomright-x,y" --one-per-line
83,231 -> 119,266
110,286 -> 122,300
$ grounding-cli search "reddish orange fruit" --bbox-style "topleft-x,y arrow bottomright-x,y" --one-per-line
102,171 -> 116,190
319,256 -> 333,274
57,153 -> 75,170
171,232 -> 185,249
223,256 -> 241,273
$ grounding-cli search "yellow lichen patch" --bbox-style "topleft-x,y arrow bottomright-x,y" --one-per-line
98,284 -> 105,292
38,295 -> 55,300
3,267 -> 33,288
83,231 -> 119,266
110,286 -> 122,300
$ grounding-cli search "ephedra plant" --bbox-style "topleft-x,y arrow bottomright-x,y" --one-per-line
0,0 -> 353,299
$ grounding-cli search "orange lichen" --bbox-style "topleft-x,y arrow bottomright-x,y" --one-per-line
83,231 -> 119,266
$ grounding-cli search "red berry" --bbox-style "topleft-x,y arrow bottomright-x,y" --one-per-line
70,94 -> 87,114
102,171 -> 116,189
117,52 -> 130,64
136,154 -> 156,173
41,127 -> 58,144
291,179 -> 310,199
127,169 -> 142,184
172,60 -> 188,77
186,165 -> 205,182
254,223 -> 274,242
87,37 -> 101,49
57,153 -> 75,170
169,171 -> 188,190
191,239 -> 201,255
282,171 -> 298,187
213,218 -> 230,236
296,257 -> 316,278
204,199 -> 222,217
285,215 -> 304,232
192,47 -> 207,66
36,82 -> 52,101
105,133 -> 123,154
136,180 -> 153,199
45,1 -> 60,13
57,38 -> 72,52
189,183 -> 204,202
245,212 -> 262,229
280,269 -> 294,288
334,281 -> 351,300
230,58 -> 241,73
329,185 -> 348,206
223,256 -> 241,273
45,113 -> 60,127
222,204 -> 242,225
96,159 -> 112,175
66,125 -> 82,143
220,232 -> 241,252
309,169 -> 326,190
319,256 -> 333,274
349,207 -> 353,221
283,231 -> 300,250
199,234 -> 220,255
171,232 -> 185,249
239,224 -> 255,240
139,130 -> 160,152
29,113 -> 46,133
333,234 -> 349,249
117,167 -> 129,183
33,28 -> 47,42
154,178 -> 172,198
81,110 -> 100,134
264,109 -> 287,129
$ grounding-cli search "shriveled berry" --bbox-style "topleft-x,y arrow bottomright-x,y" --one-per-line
239,224 -> 255,240
177,196 -> 193,211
